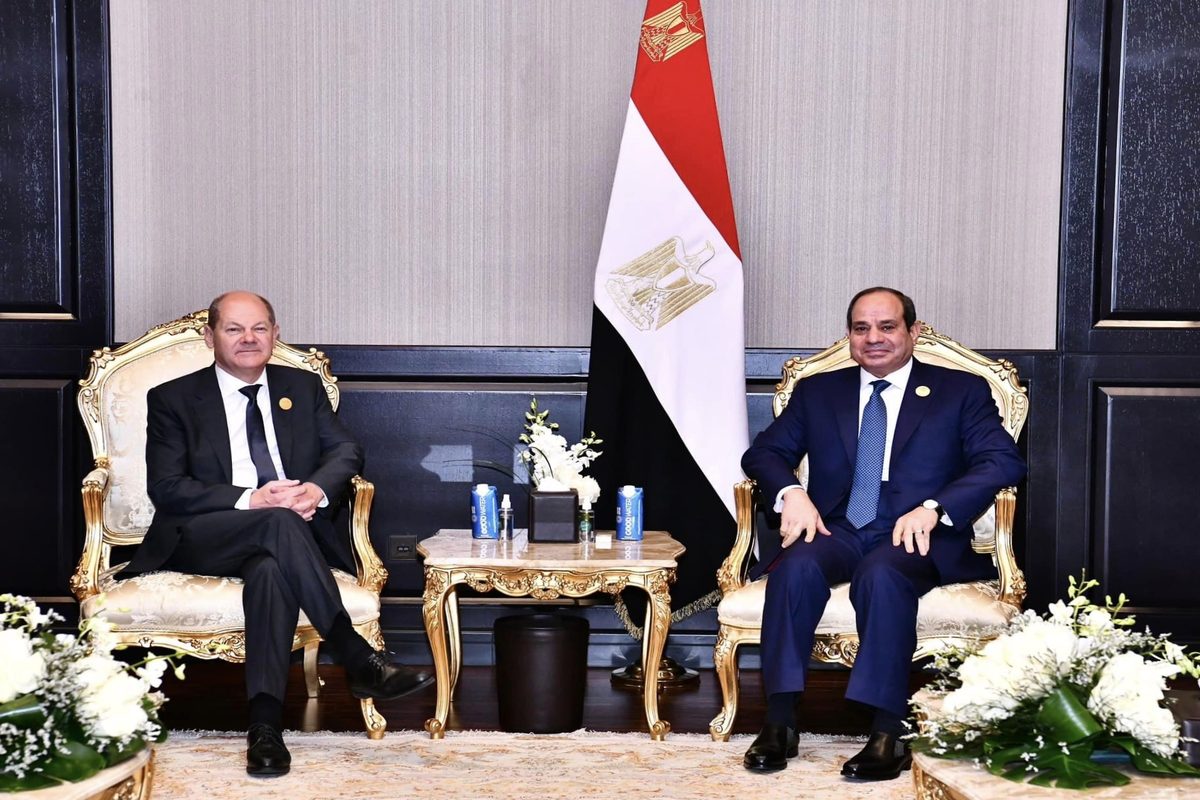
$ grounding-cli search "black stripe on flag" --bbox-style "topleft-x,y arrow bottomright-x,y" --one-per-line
584,306 -> 735,628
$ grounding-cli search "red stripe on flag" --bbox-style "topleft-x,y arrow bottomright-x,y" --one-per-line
630,0 -> 740,260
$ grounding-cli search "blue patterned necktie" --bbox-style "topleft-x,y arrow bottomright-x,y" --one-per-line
846,379 -> 890,529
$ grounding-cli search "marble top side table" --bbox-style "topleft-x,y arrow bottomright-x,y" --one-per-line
417,529 -> 685,740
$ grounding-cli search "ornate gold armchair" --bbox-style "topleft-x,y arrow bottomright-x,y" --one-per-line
71,311 -> 391,738
709,325 -> 1028,740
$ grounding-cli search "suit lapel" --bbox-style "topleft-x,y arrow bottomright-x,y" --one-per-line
192,366 -> 234,483
890,358 -> 937,468
266,365 -> 295,473
833,367 -> 861,465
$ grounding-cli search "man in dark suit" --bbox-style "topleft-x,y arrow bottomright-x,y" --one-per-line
740,287 -> 1026,780
130,291 -> 431,777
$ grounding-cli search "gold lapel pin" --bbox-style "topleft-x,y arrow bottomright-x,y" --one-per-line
278,397 -> 293,411
915,385 -> 931,397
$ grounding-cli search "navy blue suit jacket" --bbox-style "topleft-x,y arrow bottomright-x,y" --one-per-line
741,358 -> 1026,584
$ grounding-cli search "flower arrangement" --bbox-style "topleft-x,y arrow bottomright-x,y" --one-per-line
518,397 -> 603,505
0,594 -> 181,792
912,575 -> 1200,789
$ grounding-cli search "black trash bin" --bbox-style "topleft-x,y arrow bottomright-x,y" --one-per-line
493,613 -> 589,733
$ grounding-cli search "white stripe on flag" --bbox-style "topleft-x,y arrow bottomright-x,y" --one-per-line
594,100 -> 748,518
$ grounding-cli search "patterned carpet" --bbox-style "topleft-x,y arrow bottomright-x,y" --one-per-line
151,730 -> 918,799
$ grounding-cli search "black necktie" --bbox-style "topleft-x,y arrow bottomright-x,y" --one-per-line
239,385 -> 277,488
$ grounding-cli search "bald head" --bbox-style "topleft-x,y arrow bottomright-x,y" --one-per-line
208,291 -> 275,330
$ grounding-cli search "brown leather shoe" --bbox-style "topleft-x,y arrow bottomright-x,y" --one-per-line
840,731 -> 912,780
347,651 -> 435,701
246,722 -> 291,777
743,723 -> 800,772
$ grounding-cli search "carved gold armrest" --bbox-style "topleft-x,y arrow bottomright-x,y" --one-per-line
991,487 -> 1026,607
349,475 -> 387,594
72,465 -> 111,601
716,479 -> 757,595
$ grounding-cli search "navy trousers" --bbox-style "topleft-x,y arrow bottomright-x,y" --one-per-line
759,500 -> 940,718
162,508 -> 350,702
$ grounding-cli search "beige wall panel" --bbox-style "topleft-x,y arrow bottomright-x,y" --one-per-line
111,1 -> 1065,350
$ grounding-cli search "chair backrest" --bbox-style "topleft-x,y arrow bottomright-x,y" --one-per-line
76,310 -> 340,548
771,324 -> 1027,539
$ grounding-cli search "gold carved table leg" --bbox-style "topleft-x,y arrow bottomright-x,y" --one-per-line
446,584 -> 462,697
422,567 -> 458,739
639,571 -> 672,740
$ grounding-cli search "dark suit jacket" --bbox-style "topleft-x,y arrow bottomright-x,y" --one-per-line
128,363 -> 364,574
741,358 -> 1026,584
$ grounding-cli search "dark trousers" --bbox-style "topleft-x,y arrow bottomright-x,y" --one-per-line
760,506 -> 940,718
163,508 -> 350,702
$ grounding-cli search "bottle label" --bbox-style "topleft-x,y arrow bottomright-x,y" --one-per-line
471,485 -> 499,539
615,487 -> 644,541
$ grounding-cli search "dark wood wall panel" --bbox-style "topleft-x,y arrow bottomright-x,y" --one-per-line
0,0 -> 71,311
0,379 -> 75,595
1063,0 -> 1200,354
335,381 -> 586,595
1104,0 -> 1200,318
0,0 -> 109,348
1089,381 -> 1200,638
0,0 -> 109,603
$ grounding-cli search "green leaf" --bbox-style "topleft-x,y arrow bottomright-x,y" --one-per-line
102,738 -> 146,767
0,772 -> 59,792
1029,749 -> 1130,789
1037,685 -> 1102,744
0,694 -> 46,729
41,741 -> 106,783
1109,736 -> 1200,777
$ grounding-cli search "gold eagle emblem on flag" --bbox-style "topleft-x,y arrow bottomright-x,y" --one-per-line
640,2 -> 704,63
606,236 -> 716,331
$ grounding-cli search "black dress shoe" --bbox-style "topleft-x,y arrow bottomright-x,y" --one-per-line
347,651 -> 435,701
743,723 -> 800,772
840,731 -> 912,780
246,722 -> 291,777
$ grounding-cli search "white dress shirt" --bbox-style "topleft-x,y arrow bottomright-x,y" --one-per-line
214,365 -> 286,509
856,358 -> 912,483
774,358 -> 935,514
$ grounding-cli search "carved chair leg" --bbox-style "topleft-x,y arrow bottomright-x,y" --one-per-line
709,627 -> 742,741
303,641 -> 321,699
360,698 -> 387,740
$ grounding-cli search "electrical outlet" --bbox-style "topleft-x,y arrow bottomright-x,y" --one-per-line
387,534 -> 418,561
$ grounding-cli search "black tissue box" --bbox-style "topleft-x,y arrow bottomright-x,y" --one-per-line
528,489 -> 578,542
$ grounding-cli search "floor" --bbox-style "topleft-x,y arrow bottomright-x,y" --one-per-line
156,660 -> 930,737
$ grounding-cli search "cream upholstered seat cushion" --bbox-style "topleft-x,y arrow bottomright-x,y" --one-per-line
82,568 -> 379,631
717,577 -> 1019,639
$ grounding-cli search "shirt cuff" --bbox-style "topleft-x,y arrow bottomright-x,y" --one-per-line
773,484 -> 804,513
317,490 -> 329,509
235,489 -> 253,510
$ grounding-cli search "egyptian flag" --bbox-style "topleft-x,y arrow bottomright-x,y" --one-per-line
585,0 -> 748,630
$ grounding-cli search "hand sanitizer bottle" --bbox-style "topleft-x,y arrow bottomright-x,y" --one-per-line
577,499 -> 595,544
499,494 -> 515,541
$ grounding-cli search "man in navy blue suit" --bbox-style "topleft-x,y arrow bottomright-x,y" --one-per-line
740,287 -> 1026,780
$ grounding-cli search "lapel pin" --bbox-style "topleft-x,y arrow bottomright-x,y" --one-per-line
278,397 -> 293,411
915,385 -> 931,397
